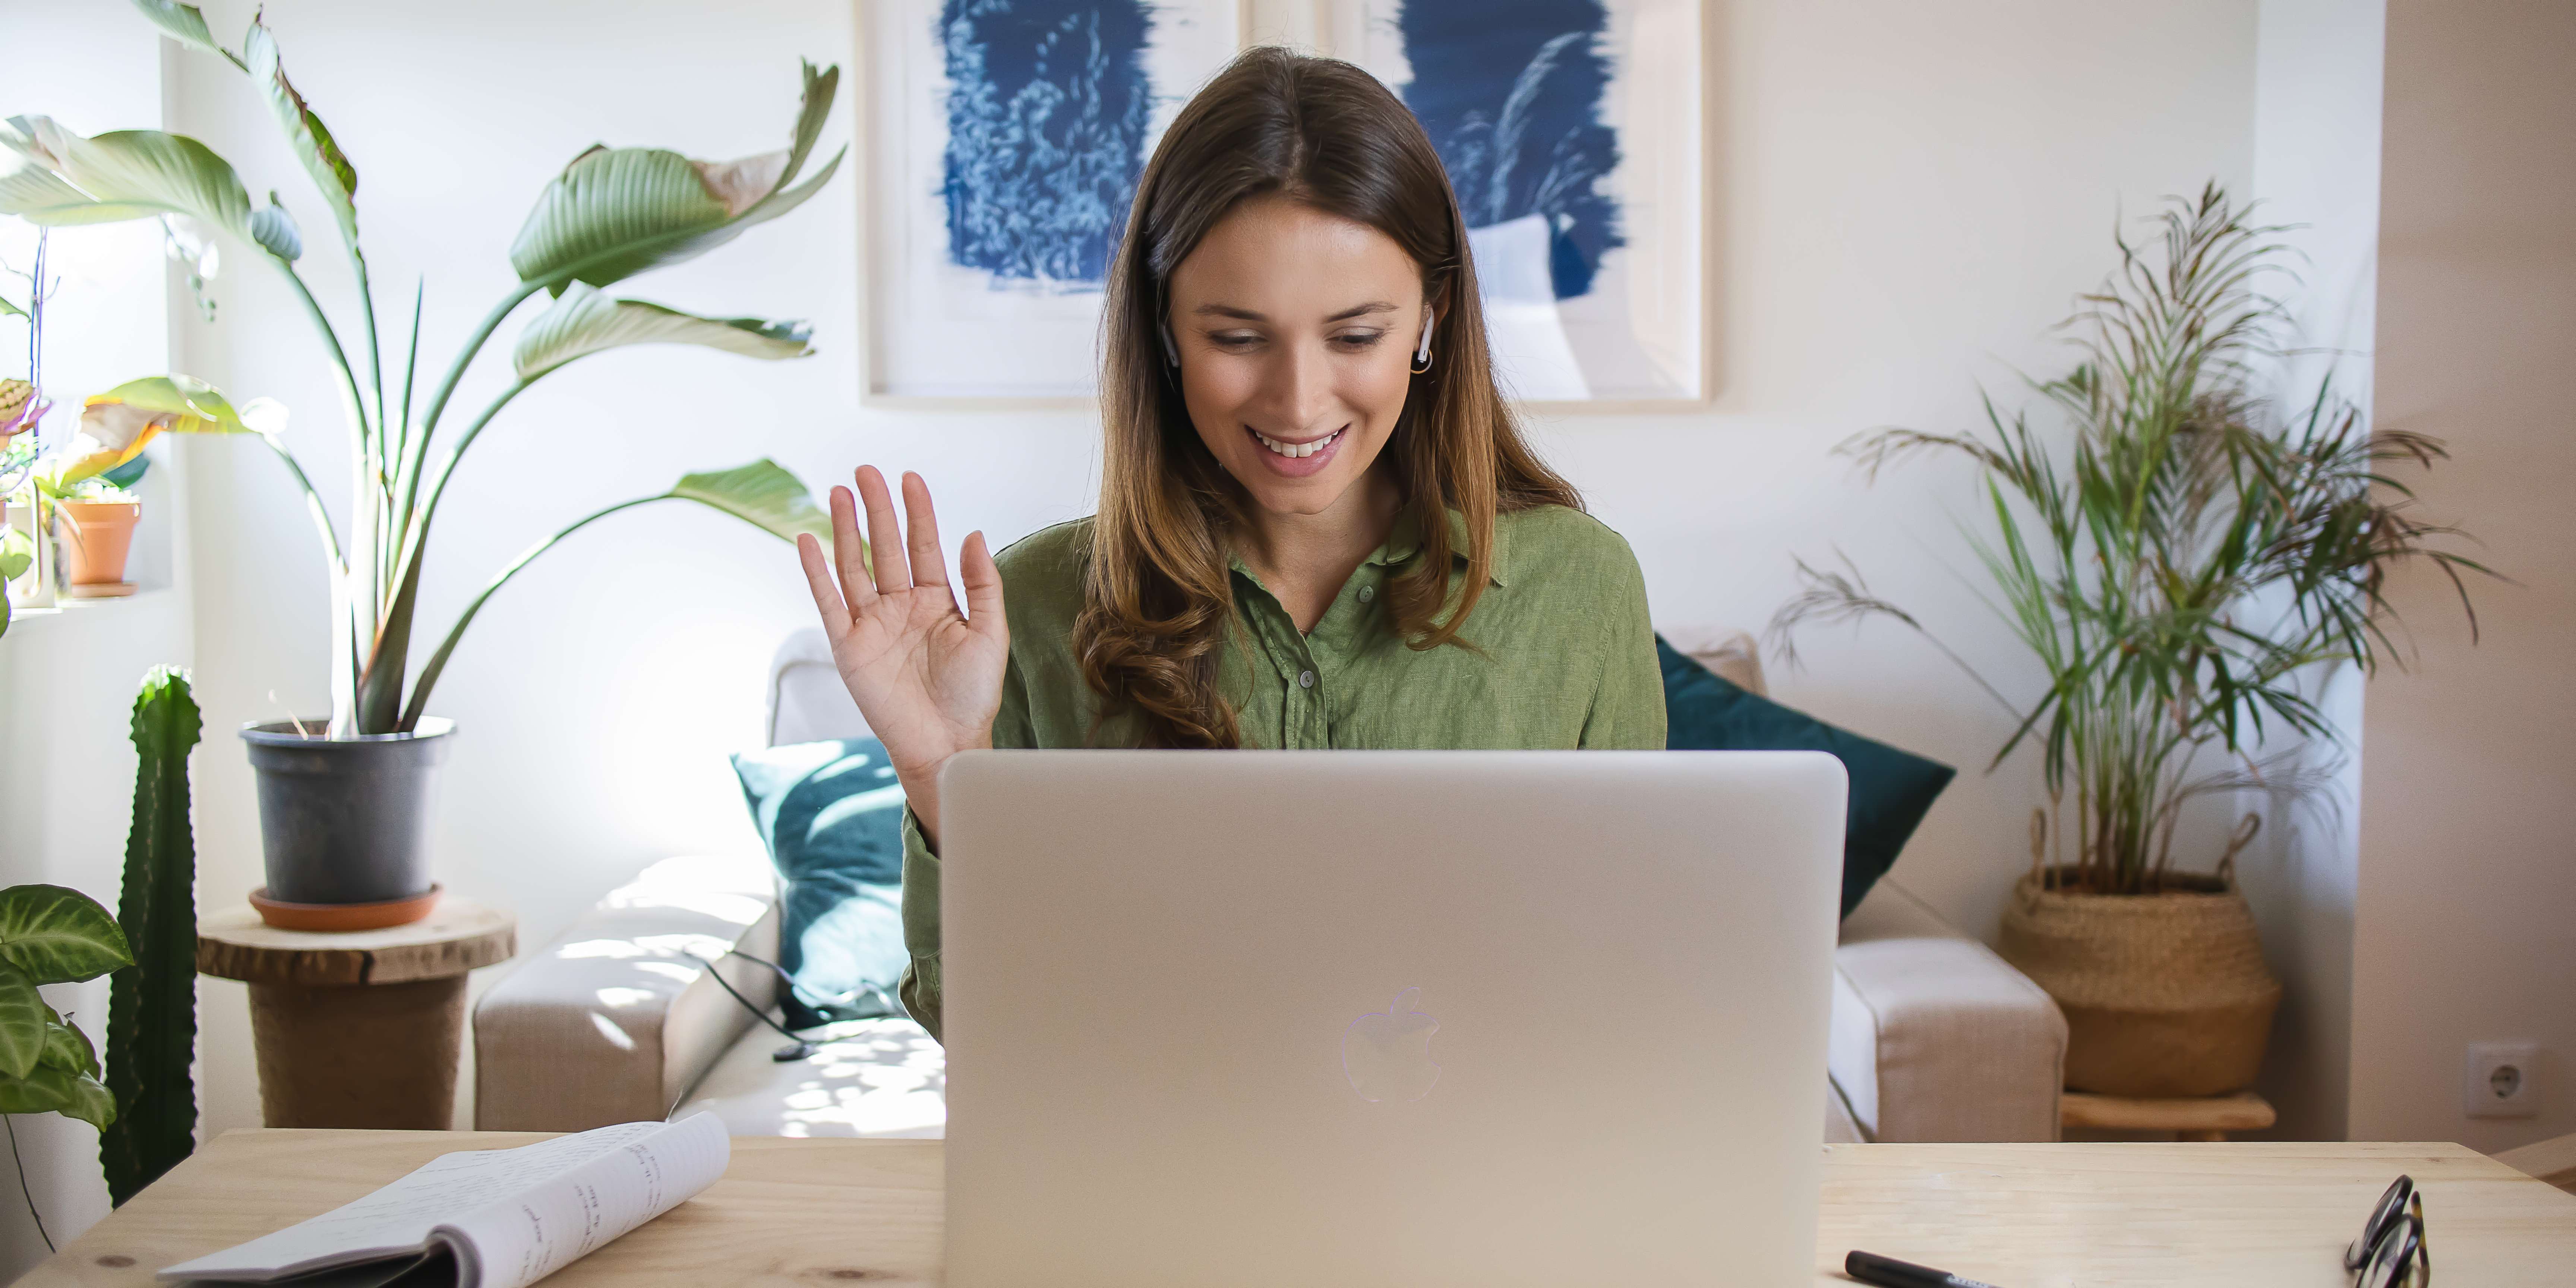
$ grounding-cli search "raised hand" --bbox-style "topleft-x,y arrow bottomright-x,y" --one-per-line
795,467 -> 1008,845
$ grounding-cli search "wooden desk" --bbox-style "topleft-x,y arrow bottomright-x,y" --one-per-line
23,1131 -> 2575,1286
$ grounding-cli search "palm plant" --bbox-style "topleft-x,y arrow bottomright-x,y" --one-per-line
0,1 -> 845,734
1771,184 -> 2489,895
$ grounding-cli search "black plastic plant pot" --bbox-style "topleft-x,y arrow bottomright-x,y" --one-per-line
240,719 -> 455,905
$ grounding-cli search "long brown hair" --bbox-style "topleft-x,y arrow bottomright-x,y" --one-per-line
1076,47 -> 1582,748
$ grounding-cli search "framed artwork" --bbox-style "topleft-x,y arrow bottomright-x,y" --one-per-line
863,0 -> 1250,403
1325,0 -> 1708,406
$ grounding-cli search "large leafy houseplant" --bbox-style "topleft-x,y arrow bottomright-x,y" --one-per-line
1771,184 -> 2487,896
1,1 -> 843,735
0,884 -> 131,1251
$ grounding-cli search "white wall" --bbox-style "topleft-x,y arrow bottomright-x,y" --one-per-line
159,0 -> 2279,1141
0,3 -> 193,1277
2352,0 -> 2576,1152
2237,0 -> 2387,1144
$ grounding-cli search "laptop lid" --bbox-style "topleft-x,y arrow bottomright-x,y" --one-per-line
941,749 -> 1845,1288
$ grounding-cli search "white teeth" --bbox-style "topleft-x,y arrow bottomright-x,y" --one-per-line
1254,427 -> 1341,460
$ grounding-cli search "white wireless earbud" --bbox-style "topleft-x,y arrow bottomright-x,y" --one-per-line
1160,321 -> 1181,367
1412,308 -> 1437,372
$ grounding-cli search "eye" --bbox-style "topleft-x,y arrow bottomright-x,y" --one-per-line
1207,331 -> 1263,350
1332,329 -> 1389,351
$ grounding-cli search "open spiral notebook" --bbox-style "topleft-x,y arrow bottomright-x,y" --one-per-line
158,1113 -> 729,1288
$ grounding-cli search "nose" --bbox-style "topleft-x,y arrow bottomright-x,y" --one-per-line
1258,335 -> 1338,434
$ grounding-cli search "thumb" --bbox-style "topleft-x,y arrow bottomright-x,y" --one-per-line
960,530 -> 1008,640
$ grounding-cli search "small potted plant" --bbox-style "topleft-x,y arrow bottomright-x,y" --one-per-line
44,468 -> 145,597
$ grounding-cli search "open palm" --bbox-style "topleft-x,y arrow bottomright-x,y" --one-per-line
795,467 -> 1008,799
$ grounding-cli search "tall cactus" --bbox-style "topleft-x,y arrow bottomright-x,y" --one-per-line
100,666 -> 199,1205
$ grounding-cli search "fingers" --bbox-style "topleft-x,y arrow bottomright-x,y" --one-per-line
902,471 -> 952,596
795,533 -> 850,644
828,483 -> 875,612
856,466 -> 912,592
959,530 -> 1008,641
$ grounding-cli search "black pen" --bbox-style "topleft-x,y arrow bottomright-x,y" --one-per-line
1846,1249 -> 2006,1288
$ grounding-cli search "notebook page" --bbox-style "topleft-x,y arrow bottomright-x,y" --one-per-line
431,1112 -> 732,1288
158,1120 -> 677,1283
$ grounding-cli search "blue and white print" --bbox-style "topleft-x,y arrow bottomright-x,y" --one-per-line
1338,0 -> 1705,402
869,0 -> 1240,398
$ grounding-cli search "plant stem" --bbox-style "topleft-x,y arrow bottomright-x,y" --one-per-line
399,496 -> 659,730
261,436 -> 344,569
401,282 -> 541,530
7,1115 -> 50,1254
273,262 -> 373,451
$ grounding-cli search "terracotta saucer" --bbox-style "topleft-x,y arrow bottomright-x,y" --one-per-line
248,884 -> 442,932
66,582 -> 138,599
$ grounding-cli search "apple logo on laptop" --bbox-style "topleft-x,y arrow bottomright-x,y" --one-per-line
1342,988 -> 1441,1104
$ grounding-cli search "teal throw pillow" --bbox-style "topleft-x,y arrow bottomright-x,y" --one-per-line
730,738 -> 910,1029
1656,636 -> 1953,918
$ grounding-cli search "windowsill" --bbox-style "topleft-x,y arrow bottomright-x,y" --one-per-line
1,584 -> 179,635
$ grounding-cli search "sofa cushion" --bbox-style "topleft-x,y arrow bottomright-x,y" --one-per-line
1656,635 -> 1954,918
732,738 -> 911,1027
676,1017 -> 947,1138
1830,880 -> 2067,1142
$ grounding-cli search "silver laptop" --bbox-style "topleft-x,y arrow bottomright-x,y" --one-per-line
940,750 -> 1846,1288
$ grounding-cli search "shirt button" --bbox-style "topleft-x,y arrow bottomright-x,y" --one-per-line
1358,585 -> 1375,603
1298,670 -> 1316,689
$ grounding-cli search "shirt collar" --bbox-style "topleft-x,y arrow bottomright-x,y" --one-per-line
1366,506 -> 1510,587
1227,506 -> 1511,588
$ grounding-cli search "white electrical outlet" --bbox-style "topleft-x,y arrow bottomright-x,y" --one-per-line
2463,1041 -> 2541,1119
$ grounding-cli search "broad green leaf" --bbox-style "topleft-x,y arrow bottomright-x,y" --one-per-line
781,61 -> 839,193
102,455 -> 152,490
0,969 -> 44,1079
0,117 -> 253,242
0,528 -> 31,582
512,283 -> 811,380
0,1061 -> 117,1129
40,1014 -> 99,1078
128,0 -> 238,65
666,459 -> 832,542
0,148 -> 167,225
246,17 -> 358,249
0,293 -> 22,319
67,375 -> 265,484
0,885 -> 132,985
507,61 -> 842,293
508,146 -> 730,291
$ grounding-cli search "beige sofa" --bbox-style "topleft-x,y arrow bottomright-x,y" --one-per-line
474,631 -> 2065,1143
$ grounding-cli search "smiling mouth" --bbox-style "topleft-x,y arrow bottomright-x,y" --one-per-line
1251,425 -> 1345,459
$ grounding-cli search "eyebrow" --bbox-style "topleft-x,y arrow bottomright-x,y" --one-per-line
1192,300 -> 1401,323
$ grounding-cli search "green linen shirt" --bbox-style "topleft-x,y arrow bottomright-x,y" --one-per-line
897,502 -> 1666,1036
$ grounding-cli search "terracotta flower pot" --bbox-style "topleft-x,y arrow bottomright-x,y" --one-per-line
1997,867 -> 2282,1097
59,498 -> 142,587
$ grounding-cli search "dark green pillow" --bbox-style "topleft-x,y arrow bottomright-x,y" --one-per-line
1656,636 -> 1953,918
730,738 -> 910,1029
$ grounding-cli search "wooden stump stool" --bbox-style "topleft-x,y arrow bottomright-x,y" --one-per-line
197,898 -> 515,1129
2061,1089 -> 2277,1142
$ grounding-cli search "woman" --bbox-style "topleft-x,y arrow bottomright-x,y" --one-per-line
798,48 -> 1664,1038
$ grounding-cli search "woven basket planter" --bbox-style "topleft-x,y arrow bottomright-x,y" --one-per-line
1998,867 -> 2281,1097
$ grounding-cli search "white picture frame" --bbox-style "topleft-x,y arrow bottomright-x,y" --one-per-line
1321,0 -> 1710,408
861,0 -> 1252,406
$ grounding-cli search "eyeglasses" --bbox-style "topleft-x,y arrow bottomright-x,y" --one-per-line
2345,1174 -> 2431,1288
